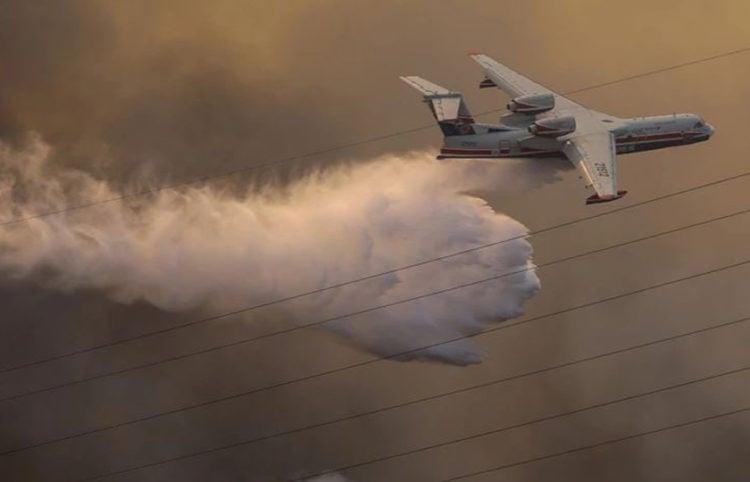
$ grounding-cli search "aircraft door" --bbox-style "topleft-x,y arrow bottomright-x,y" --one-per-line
499,140 -> 511,155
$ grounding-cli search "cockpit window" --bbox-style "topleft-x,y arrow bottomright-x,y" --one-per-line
693,121 -> 704,128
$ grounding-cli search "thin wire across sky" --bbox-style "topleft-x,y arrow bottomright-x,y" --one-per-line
31,315 -> 750,480
1,46 -> 748,229
3,169 -> 749,379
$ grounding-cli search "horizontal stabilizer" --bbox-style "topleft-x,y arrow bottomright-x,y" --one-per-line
400,76 -> 452,96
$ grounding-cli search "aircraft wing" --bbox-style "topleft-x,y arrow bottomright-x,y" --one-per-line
469,52 -> 627,203
563,131 -> 626,204
468,52 -> 579,111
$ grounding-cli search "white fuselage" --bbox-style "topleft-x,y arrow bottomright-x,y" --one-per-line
438,113 -> 715,159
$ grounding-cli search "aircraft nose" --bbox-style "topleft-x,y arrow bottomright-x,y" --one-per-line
706,124 -> 716,136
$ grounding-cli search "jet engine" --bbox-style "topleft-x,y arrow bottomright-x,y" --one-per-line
507,93 -> 555,114
528,116 -> 577,137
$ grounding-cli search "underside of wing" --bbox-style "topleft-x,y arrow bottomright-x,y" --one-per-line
468,53 -> 579,111
469,53 -> 546,97
563,132 -> 627,204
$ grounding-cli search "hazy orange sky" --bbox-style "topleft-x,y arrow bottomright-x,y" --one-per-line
1,1 -> 750,481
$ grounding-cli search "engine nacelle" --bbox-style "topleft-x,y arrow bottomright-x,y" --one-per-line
529,115 -> 577,137
507,93 -> 555,114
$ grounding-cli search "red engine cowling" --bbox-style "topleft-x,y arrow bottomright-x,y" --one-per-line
529,115 -> 576,137
507,93 -> 555,114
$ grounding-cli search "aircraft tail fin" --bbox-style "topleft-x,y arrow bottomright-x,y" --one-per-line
400,76 -> 476,136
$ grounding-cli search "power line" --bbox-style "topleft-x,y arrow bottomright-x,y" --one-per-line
304,363 -> 750,480
10,306 -> 748,463
3,46 -> 749,476
3,203 -> 749,405
3,168 -> 749,378
1,45 -> 748,230
442,406 -> 750,481
81,329 -> 750,481
563,45 -> 750,95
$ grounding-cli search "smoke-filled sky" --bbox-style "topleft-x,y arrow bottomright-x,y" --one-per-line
2,1 -> 750,481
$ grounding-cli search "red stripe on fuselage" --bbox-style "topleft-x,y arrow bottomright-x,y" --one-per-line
615,132 -> 683,144
520,147 -> 557,153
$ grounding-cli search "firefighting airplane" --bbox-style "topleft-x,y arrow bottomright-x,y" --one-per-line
401,53 -> 715,204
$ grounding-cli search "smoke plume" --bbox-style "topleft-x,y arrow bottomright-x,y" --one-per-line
0,135 -> 540,365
